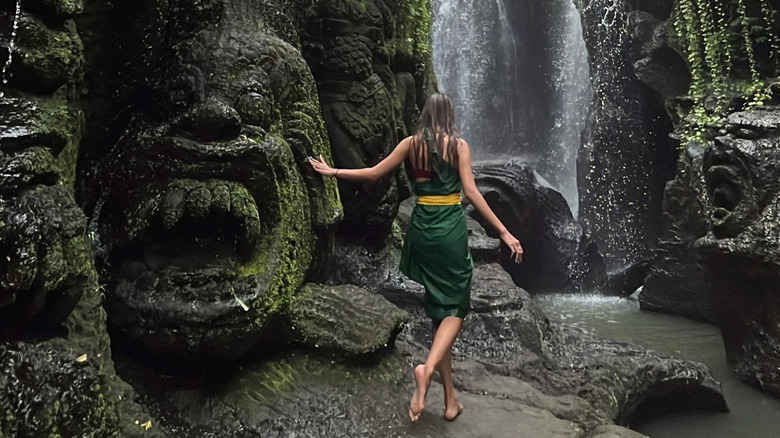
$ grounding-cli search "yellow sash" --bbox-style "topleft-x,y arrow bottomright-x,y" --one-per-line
416,193 -> 461,205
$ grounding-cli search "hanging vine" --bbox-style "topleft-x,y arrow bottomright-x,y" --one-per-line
671,0 -> 779,144
758,0 -> 780,75
735,0 -> 765,107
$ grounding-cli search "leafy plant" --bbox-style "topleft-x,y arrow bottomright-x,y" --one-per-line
670,0 -> 778,144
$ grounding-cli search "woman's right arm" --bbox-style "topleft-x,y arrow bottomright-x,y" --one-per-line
457,140 -> 524,263
310,137 -> 412,182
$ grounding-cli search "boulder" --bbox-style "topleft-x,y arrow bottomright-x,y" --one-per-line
470,160 -> 606,293
290,283 -> 409,356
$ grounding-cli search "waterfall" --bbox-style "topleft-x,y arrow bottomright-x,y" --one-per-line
431,0 -> 591,214
545,0 -> 592,215
431,0 -> 524,157
2,0 -> 22,85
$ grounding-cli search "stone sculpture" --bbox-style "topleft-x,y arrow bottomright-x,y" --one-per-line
84,0 -> 340,364
697,110 -> 780,397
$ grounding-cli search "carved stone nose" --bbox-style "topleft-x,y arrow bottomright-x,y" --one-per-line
178,97 -> 242,142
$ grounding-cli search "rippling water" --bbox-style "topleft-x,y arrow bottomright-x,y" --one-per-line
535,294 -> 780,437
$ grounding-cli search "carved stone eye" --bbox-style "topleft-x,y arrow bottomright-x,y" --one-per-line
234,91 -> 275,130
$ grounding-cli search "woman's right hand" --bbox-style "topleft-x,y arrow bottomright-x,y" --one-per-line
309,155 -> 337,177
500,230 -> 523,263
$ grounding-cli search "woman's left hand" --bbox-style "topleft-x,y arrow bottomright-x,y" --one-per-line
309,155 -> 337,177
500,231 -> 523,263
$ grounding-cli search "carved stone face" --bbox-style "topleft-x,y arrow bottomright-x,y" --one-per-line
697,110 -> 780,396
91,24 -> 337,363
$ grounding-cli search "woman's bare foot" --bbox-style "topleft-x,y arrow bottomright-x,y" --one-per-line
409,364 -> 429,422
443,401 -> 463,421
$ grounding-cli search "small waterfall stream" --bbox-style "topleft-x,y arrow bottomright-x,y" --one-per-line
2,0 -> 22,85
431,0 -> 591,214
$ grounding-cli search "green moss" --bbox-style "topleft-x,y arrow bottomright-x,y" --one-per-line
386,0 -> 432,73
257,361 -> 299,399
237,135 -> 314,329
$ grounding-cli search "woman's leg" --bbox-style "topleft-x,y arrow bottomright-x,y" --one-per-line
437,343 -> 463,420
409,316 -> 464,421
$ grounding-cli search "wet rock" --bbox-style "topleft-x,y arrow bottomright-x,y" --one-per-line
0,185 -> 92,336
573,0 -> 677,271
84,2 -> 342,364
389,263 -> 727,433
647,108 -> 780,398
604,261 -> 651,297
641,246 -> 713,323
470,160 -> 606,293
407,384 -> 585,438
300,0 -> 427,242
25,0 -> 84,20
640,142 -> 714,322
115,348 -> 414,438
114,261 -> 726,437
628,11 -> 689,100
0,341 -> 121,437
1,0 -> 87,338
1,12 -> 83,93
590,424 -> 649,438
290,283 -> 409,356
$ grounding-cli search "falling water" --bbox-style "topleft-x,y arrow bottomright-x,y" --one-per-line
545,0 -> 592,215
431,0 -> 591,214
2,0 -> 22,85
431,0 -> 524,157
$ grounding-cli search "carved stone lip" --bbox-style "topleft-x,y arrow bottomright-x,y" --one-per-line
106,177 -> 264,299
0,89 -> 68,156
98,132 -> 290,358
111,267 -> 264,323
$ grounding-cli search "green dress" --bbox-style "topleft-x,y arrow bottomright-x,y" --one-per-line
400,150 -> 473,321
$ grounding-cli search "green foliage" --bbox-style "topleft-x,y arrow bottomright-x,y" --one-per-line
387,0 -> 432,73
671,0 -> 779,144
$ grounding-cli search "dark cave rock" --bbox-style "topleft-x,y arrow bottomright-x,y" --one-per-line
604,260 -> 652,297
0,341 -> 120,437
574,0 -> 677,271
640,142 -> 714,322
469,159 -> 606,293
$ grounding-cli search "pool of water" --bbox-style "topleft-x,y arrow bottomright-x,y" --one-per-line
535,294 -> 780,437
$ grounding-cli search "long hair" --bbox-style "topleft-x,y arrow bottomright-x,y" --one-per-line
414,93 -> 460,166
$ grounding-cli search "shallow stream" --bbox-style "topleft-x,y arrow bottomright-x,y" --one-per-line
535,294 -> 780,437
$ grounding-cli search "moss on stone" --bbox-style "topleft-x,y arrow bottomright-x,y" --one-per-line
235,135 -> 314,330
386,0 -> 432,72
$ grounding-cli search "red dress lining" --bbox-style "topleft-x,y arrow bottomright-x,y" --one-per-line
412,168 -> 436,179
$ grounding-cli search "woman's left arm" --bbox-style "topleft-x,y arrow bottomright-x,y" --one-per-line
458,140 -> 524,263
310,137 -> 412,182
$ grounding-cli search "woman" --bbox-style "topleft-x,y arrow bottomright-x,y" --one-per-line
310,93 -> 523,422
